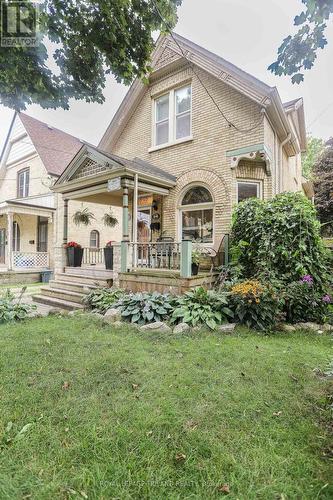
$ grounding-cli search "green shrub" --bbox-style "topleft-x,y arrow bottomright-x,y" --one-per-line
229,280 -> 281,330
171,286 -> 233,330
231,192 -> 329,285
283,277 -> 331,324
115,292 -> 174,324
0,289 -> 35,323
84,287 -> 125,313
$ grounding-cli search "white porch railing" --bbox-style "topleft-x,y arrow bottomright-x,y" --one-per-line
130,241 -> 181,270
12,251 -> 49,269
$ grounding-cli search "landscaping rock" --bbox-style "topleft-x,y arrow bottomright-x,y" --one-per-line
277,323 -> 296,333
322,324 -> 333,332
140,322 -> 172,333
68,310 -> 82,317
218,323 -> 237,333
103,308 -> 121,323
112,321 -> 123,328
173,322 -> 190,334
296,322 -> 324,332
48,308 -> 62,316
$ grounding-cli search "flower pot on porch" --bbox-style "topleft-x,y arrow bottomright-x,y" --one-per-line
191,263 -> 199,276
66,247 -> 83,267
104,246 -> 114,270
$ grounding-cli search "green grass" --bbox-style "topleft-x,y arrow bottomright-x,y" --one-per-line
0,317 -> 332,499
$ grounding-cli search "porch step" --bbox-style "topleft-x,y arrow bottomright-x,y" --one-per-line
39,287 -> 85,305
56,272 -> 113,288
32,294 -> 84,310
65,266 -> 115,280
49,279 -> 97,294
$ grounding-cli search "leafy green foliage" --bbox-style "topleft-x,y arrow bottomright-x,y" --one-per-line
313,142 -> 333,236
102,210 -> 118,228
72,208 -> 95,226
230,280 -> 281,331
84,287 -> 125,313
302,136 -> 325,178
0,288 -> 35,323
171,286 -> 233,330
0,0 -> 182,110
269,0 -> 333,83
115,292 -> 173,325
231,192 -> 329,285
283,280 -> 330,324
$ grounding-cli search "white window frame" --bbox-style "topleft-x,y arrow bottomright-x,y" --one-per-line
236,180 -> 262,203
17,168 -> 29,198
89,230 -> 100,248
177,184 -> 215,246
150,83 -> 192,151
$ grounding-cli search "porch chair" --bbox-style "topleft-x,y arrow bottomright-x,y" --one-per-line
204,234 -> 230,272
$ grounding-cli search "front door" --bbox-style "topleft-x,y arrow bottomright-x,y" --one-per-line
0,229 -> 5,264
137,209 -> 151,264
37,217 -> 48,252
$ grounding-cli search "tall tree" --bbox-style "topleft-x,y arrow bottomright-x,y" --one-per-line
302,136 -> 325,178
269,0 -> 333,83
0,0 -> 181,110
313,140 -> 333,235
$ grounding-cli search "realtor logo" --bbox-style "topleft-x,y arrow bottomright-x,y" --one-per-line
1,1 -> 39,47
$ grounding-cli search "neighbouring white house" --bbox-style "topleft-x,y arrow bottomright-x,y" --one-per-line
0,112 -> 122,283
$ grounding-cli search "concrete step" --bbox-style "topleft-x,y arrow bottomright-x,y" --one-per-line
32,294 -> 84,310
65,267 -> 115,280
39,286 -> 85,305
55,272 -> 112,287
49,280 -> 96,294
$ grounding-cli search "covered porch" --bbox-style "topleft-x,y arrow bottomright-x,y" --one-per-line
0,200 -> 54,273
52,145 -> 225,290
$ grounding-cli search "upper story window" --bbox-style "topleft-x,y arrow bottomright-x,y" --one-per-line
237,181 -> 261,203
153,84 -> 192,148
17,168 -> 29,198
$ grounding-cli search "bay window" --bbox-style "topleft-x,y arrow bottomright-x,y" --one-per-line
153,84 -> 192,147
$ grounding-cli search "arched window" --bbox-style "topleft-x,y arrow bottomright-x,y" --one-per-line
90,230 -> 100,248
13,221 -> 20,251
179,186 -> 214,243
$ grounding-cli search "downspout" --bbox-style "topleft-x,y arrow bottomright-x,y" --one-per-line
278,133 -> 291,193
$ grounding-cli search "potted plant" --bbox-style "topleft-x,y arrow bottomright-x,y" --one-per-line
191,246 -> 202,276
102,209 -> 118,228
104,241 -> 114,270
65,241 -> 83,267
72,207 -> 95,226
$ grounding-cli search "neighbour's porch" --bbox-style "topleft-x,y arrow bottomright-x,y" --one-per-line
0,200 -> 55,273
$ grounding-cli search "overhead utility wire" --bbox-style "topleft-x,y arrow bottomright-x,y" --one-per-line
152,0 -> 265,134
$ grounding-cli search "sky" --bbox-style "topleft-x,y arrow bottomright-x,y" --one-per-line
1,0 -> 333,153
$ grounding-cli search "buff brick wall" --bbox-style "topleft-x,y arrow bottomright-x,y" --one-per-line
111,64 -> 274,247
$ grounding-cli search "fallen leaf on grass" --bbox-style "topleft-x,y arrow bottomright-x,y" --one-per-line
146,431 -> 153,436
175,453 -> 186,462
273,411 -> 282,417
62,381 -> 70,390
131,383 -> 139,391
184,419 -> 198,431
218,483 -> 230,494
80,491 -> 88,499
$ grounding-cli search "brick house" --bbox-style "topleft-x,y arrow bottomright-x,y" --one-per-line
0,112 -> 121,283
34,33 -> 308,304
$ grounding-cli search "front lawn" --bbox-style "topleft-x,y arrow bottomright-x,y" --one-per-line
0,317 -> 332,499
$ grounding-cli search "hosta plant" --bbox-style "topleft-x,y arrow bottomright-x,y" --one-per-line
0,288 -> 36,323
171,286 -> 233,330
115,292 -> 174,325
84,287 -> 125,313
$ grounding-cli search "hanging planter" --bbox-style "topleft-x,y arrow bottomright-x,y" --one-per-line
72,208 -> 95,226
102,209 -> 118,228
65,242 -> 83,267
104,241 -> 114,270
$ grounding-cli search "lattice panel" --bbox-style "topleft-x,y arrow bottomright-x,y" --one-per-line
13,252 -> 49,268
73,158 -> 109,180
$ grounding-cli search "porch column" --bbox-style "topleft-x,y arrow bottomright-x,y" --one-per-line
121,185 -> 129,273
180,238 -> 192,278
132,174 -> 138,267
7,212 -> 13,270
63,198 -> 69,245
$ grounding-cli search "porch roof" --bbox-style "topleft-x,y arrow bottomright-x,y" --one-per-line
0,199 -> 56,218
52,144 -> 177,201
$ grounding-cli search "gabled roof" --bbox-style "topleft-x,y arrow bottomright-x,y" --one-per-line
99,32 -> 304,155
8,113 -> 83,176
